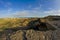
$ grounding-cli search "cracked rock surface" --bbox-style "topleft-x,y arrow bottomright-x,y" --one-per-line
0,29 -> 60,40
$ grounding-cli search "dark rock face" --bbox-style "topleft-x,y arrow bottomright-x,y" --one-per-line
27,18 -> 55,31
27,18 -> 48,31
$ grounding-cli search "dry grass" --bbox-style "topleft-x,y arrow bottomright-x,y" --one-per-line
0,18 -> 43,31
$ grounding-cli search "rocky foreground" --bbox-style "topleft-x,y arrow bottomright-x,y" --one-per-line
0,20 -> 60,40
0,29 -> 60,40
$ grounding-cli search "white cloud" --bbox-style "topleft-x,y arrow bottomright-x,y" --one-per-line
12,4 -> 43,17
0,8 -> 14,17
54,0 -> 60,9
14,10 -> 30,17
0,8 -> 60,18
11,10 -> 44,17
0,2 -> 60,18
4,2 -> 12,8
9,9 -> 60,18
0,0 -> 12,8
44,10 -> 60,15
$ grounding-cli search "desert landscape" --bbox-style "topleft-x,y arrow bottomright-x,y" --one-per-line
0,0 -> 60,40
0,16 -> 60,40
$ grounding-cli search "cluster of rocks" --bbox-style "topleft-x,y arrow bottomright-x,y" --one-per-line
0,29 -> 60,40
0,18 -> 60,40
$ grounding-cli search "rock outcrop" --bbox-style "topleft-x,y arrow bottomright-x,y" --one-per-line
0,29 -> 60,40
0,19 -> 60,40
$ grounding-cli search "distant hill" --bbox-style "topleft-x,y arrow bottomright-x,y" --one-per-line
44,15 -> 60,21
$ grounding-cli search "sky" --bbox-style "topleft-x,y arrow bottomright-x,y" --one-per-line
0,0 -> 60,18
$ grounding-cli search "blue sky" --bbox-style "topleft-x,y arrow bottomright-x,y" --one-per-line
0,0 -> 60,18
